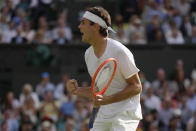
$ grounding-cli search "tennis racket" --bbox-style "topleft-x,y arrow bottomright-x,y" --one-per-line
91,58 -> 117,98
88,58 -> 117,128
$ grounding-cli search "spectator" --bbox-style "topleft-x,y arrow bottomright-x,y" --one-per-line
128,18 -> 147,44
54,73 -> 69,100
186,111 -> 196,131
178,96 -> 193,130
21,95 -> 38,125
52,15 -> 72,42
143,0 -> 165,23
60,93 -> 75,117
19,83 -> 40,110
0,6 -> 12,23
11,25 -> 27,44
144,87 -> 161,111
158,97 -> 174,131
20,118 -> 34,131
53,28 -> 69,45
180,16 -> 192,41
0,120 -> 8,131
38,117 -> 57,131
21,21 -> 35,43
111,14 -> 129,44
1,21 -> 16,43
39,91 -> 60,122
1,91 -> 20,117
147,14 -> 165,44
37,16 -> 52,44
191,26 -> 196,44
12,8 -> 27,27
0,15 -> 9,31
36,72 -> 55,100
186,86 -> 196,113
168,115 -> 183,131
1,110 -> 19,131
15,0 -> 30,12
9,0 -> 20,9
176,0 -> 190,17
32,29 -> 46,44
165,25 -> 184,44
73,99 -> 88,130
152,68 -> 167,94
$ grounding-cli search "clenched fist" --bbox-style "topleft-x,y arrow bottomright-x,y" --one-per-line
66,79 -> 78,94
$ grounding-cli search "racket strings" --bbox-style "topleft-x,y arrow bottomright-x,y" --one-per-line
94,62 -> 113,93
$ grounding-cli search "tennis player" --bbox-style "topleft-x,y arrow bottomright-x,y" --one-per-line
66,6 -> 142,131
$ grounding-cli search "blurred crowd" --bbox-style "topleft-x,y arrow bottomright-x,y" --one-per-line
0,0 -> 196,45
0,72 -> 91,131
0,59 -> 196,131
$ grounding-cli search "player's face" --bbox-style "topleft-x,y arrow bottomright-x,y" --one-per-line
78,18 -> 95,43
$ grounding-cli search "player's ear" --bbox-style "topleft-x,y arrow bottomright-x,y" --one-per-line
94,23 -> 100,31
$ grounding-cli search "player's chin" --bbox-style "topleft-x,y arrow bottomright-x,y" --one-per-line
82,37 -> 87,43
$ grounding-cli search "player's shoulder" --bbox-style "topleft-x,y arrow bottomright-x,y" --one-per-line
84,46 -> 93,62
108,38 -> 132,54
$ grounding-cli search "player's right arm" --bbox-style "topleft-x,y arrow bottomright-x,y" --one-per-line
66,79 -> 93,99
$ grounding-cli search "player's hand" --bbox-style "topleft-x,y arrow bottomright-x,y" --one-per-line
93,95 -> 110,106
66,79 -> 78,94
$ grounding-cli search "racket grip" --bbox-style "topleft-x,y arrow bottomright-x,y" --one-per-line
88,107 -> 99,129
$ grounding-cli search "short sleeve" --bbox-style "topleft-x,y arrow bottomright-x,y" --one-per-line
117,49 -> 139,79
84,47 -> 90,64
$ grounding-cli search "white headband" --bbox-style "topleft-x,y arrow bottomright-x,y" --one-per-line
83,11 -> 116,33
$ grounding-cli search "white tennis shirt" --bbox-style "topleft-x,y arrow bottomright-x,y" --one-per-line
85,38 -> 142,121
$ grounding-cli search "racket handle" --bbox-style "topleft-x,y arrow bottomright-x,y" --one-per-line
88,107 -> 99,129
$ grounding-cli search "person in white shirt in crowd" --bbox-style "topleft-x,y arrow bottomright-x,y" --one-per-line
165,24 -> 184,44
144,87 -> 161,111
21,21 -> 35,44
19,83 -> 40,110
128,18 -> 147,44
36,72 -> 55,100
1,21 -> 16,43
176,0 -> 190,17
52,13 -> 72,42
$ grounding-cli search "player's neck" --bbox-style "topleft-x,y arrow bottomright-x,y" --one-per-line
91,37 -> 107,59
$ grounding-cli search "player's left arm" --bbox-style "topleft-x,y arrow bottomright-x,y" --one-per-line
94,73 -> 142,106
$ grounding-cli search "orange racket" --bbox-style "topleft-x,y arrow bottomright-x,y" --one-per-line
90,58 -> 117,98
88,58 -> 117,128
